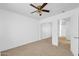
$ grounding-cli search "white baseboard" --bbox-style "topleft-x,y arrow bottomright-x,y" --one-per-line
1,39 -> 39,52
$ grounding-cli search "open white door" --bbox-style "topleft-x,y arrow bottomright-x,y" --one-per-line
52,19 -> 59,46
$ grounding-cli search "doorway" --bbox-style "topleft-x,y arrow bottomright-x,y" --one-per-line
58,17 -> 71,50
40,22 -> 52,40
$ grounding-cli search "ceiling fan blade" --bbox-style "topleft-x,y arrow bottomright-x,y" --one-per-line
31,11 -> 37,13
30,4 -> 38,9
40,3 -> 47,10
42,10 -> 50,12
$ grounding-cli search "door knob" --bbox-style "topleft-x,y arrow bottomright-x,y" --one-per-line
74,37 -> 79,39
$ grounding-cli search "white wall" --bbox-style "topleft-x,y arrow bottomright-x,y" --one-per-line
0,9 -> 40,51
70,14 -> 78,56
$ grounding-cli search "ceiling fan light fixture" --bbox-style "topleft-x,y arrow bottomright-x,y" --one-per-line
30,3 -> 50,16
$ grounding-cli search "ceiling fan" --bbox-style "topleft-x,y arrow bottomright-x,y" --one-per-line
30,3 -> 50,16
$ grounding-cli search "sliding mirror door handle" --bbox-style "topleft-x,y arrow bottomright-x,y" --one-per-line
73,37 -> 79,39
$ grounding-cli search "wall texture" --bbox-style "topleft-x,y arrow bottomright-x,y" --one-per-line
0,9 -> 40,51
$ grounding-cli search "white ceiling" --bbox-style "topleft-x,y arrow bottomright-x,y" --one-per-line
0,3 -> 79,20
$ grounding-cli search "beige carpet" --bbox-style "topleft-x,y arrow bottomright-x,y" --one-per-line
1,38 -> 73,56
